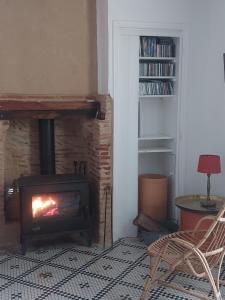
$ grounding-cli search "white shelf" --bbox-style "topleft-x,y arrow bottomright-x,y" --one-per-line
139,95 -> 175,98
139,76 -> 176,80
138,147 -> 173,153
138,35 -> 179,219
139,56 -> 176,61
138,136 -> 174,141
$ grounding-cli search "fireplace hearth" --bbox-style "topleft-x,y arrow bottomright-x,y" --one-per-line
14,114 -> 93,254
0,94 -> 112,249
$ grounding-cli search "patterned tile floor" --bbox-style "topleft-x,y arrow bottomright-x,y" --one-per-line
0,237 -> 224,299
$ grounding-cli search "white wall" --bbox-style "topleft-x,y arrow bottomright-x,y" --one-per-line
97,0 -> 225,240
184,0 -> 225,197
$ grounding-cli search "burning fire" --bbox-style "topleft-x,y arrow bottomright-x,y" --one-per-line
32,196 -> 59,218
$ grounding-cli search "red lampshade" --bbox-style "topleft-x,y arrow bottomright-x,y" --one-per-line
197,154 -> 221,174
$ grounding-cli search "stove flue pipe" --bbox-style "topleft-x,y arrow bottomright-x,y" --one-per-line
38,119 -> 56,175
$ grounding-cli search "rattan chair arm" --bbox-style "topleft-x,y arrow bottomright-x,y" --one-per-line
170,237 -> 196,251
169,238 -> 207,276
171,237 -> 214,259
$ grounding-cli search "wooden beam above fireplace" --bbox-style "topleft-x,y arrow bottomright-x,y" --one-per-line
0,94 -> 105,120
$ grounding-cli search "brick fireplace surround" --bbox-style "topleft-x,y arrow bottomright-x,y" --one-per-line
0,94 -> 112,249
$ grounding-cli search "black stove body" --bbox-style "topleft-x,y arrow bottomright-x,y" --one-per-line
19,174 -> 92,253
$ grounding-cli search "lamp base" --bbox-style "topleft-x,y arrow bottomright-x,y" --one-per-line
200,200 -> 217,208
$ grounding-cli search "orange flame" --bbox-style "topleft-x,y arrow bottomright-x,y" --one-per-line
32,196 -> 58,218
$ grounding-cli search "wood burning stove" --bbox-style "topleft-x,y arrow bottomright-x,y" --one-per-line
9,119 -> 92,254
19,174 -> 92,254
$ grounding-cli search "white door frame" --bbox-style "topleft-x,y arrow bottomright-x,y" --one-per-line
111,21 -> 189,241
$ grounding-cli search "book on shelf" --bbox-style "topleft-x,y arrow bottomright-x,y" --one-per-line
140,36 -> 175,58
139,62 -> 175,77
139,80 -> 174,96
140,36 -> 157,57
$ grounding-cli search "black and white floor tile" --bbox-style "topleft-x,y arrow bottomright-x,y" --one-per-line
0,237 -> 224,299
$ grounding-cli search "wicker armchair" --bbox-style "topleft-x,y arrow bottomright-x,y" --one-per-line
140,203 -> 225,300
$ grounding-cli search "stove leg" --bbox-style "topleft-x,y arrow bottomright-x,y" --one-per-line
20,236 -> 27,255
87,229 -> 92,247
80,230 -> 92,247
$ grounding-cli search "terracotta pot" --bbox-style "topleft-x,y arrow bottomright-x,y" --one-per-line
139,174 -> 168,222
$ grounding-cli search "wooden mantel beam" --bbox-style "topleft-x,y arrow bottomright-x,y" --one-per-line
0,94 -> 104,120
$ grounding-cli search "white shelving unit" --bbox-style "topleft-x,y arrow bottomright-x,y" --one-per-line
139,76 -> 176,79
138,136 -> 174,140
139,95 -> 175,98
110,20 -> 186,240
138,35 -> 180,217
139,76 -> 176,80
138,148 -> 173,153
139,56 -> 176,61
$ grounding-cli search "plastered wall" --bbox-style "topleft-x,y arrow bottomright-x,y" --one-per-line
0,0 -> 97,95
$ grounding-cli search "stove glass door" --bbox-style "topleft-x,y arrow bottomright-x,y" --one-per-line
32,191 -> 81,220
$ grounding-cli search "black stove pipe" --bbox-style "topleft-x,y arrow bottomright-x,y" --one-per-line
38,119 -> 56,175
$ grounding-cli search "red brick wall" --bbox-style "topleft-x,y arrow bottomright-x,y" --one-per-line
83,95 -> 112,245
4,120 -> 40,184
55,117 -> 89,174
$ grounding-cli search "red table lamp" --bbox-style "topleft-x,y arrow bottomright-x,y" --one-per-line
197,154 -> 221,208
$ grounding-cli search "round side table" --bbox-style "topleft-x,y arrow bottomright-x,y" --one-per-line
175,195 -> 225,231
